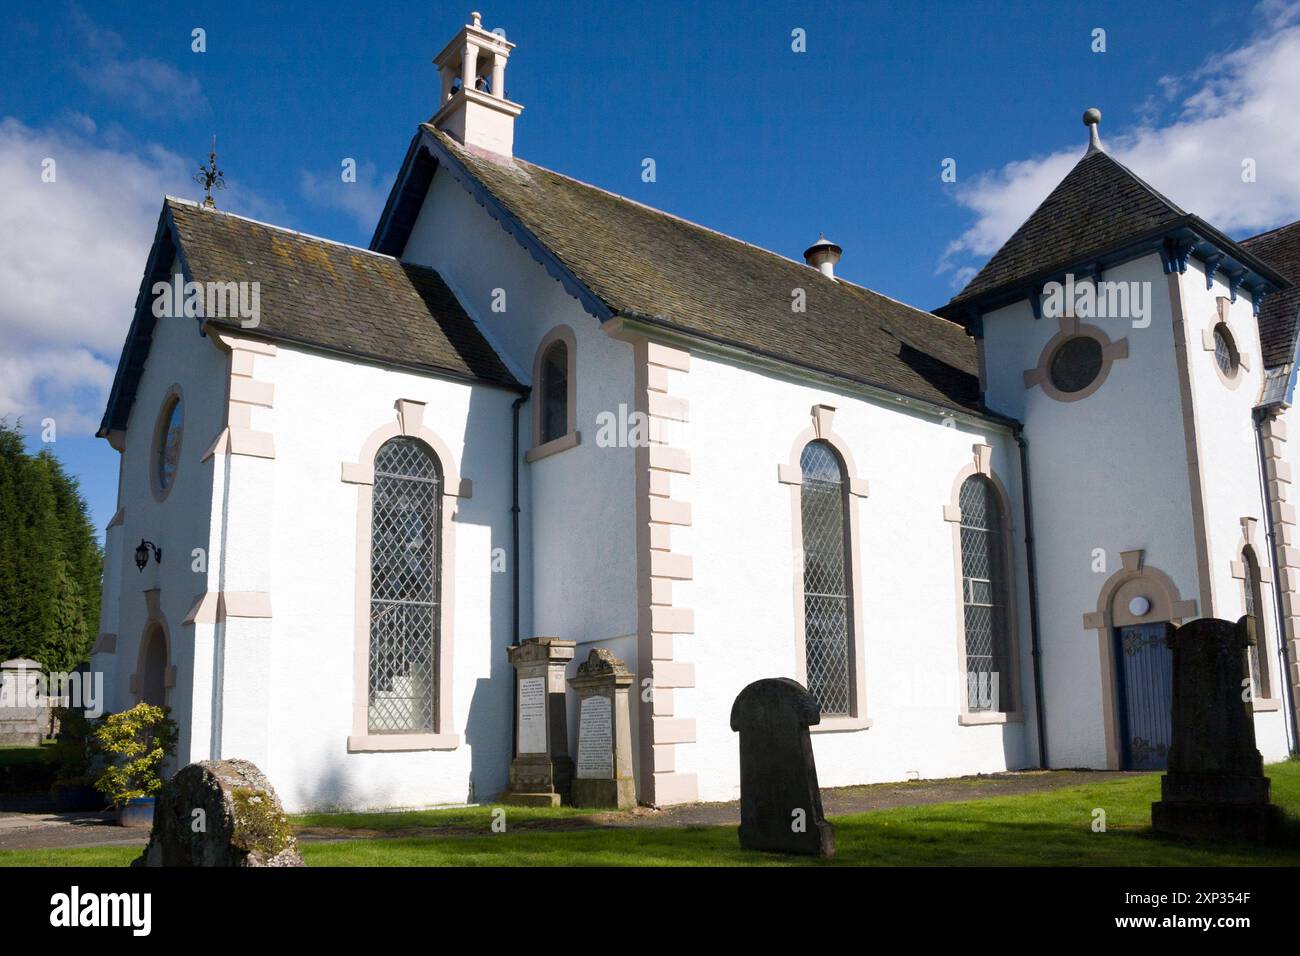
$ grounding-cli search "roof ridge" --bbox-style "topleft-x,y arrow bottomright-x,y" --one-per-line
1242,218 -> 1300,246
434,129 -> 963,330
164,196 -> 402,261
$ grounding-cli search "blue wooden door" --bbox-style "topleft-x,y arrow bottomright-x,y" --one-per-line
1114,622 -> 1173,770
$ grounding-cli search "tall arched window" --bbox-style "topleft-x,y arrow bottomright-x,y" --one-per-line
959,475 -> 1011,713
800,440 -> 852,716
539,340 -> 569,444
368,437 -> 443,733
1242,546 -> 1271,699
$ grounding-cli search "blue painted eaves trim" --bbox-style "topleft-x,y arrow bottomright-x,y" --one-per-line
375,126 -> 614,324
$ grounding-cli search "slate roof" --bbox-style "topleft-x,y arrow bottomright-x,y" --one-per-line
1242,219 -> 1300,370
942,149 -> 1187,311
166,198 -> 518,386
383,128 -> 984,415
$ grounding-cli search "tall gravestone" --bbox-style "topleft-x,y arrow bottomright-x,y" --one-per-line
730,678 -> 835,857
1151,616 -> 1282,843
502,637 -> 575,806
568,648 -> 636,809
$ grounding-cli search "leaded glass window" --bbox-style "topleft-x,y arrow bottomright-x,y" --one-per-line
1214,325 -> 1238,377
156,396 -> 183,492
368,438 -> 442,733
800,440 -> 852,716
1243,546 -> 1268,698
959,475 -> 1010,712
540,341 -> 568,443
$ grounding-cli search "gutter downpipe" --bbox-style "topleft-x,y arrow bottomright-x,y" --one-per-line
509,393 -> 528,760
1253,406 -> 1300,753
1015,425 -> 1049,768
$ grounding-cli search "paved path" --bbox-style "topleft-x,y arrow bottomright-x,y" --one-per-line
0,769 -> 1139,850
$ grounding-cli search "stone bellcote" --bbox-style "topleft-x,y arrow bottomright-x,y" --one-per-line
432,11 -> 523,158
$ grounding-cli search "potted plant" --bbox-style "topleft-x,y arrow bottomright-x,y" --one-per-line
49,706 -> 104,811
91,703 -> 177,827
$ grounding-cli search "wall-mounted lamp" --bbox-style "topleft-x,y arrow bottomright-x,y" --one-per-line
134,539 -> 162,572
1128,595 -> 1151,617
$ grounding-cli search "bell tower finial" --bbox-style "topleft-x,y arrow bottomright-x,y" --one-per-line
1083,108 -> 1103,155
431,11 -> 523,158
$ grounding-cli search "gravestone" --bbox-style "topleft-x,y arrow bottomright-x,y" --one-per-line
0,659 -> 51,745
502,637 -> 575,806
568,648 -> 636,809
730,677 -> 835,857
1150,616 -> 1282,843
134,759 -> 304,867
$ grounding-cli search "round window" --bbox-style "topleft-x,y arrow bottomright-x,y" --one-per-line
1213,324 -> 1239,377
155,395 -> 184,494
1048,336 -> 1104,394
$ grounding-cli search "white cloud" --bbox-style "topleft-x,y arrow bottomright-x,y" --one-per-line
299,160 -> 393,233
69,5 -> 207,119
0,119 -> 191,435
940,1 -> 1300,289
0,116 -> 290,438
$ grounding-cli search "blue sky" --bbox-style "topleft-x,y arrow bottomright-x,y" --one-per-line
2,0 -> 1297,537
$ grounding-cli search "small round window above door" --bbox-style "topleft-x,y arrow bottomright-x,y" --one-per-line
151,386 -> 184,501
1048,336 -> 1104,394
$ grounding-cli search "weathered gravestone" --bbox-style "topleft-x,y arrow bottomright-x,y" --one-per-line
502,637 -> 575,806
133,759 -> 304,867
0,659 -> 51,745
568,648 -> 636,809
1150,616 -> 1282,843
730,678 -> 834,857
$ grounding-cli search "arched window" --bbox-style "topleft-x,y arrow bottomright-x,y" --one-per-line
800,440 -> 852,716
1242,546 -> 1271,698
368,437 -> 442,733
959,475 -> 1011,713
539,340 -> 568,444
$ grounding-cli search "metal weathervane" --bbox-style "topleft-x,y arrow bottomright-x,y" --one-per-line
194,135 -> 226,209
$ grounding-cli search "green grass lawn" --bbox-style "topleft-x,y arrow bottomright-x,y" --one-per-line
5,763 -> 1299,867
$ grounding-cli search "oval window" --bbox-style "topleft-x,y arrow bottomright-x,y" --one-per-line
155,395 -> 184,494
1213,324 -> 1239,377
1048,336 -> 1104,394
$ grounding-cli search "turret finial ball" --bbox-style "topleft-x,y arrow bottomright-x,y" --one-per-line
1083,108 -> 1102,127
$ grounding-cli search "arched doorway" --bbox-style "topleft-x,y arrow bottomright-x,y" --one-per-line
138,625 -> 168,707
1083,551 -> 1197,770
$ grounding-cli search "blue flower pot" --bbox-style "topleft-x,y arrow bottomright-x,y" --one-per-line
117,797 -> 155,828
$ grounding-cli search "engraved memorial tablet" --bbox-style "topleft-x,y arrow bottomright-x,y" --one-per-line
502,638 -> 575,806
568,648 -> 636,808
576,694 -> 614,779
517,676 -> 546,754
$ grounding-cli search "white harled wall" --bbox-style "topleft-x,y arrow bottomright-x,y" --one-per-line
680,353 -> 1035,801
99,255 -> 227,766
980,255 -> 1198,768
400,167 -> 642,760
1179,264 -> 1290,760
256,346 -> 519,811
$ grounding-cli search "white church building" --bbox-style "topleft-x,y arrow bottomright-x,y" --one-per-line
93,13 -> 1299,811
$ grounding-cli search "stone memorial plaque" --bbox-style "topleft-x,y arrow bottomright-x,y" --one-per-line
518,676 -> 546,754
576,694 -> 613,779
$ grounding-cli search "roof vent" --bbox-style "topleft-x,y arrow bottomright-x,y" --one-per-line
803,234 -> 842,280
